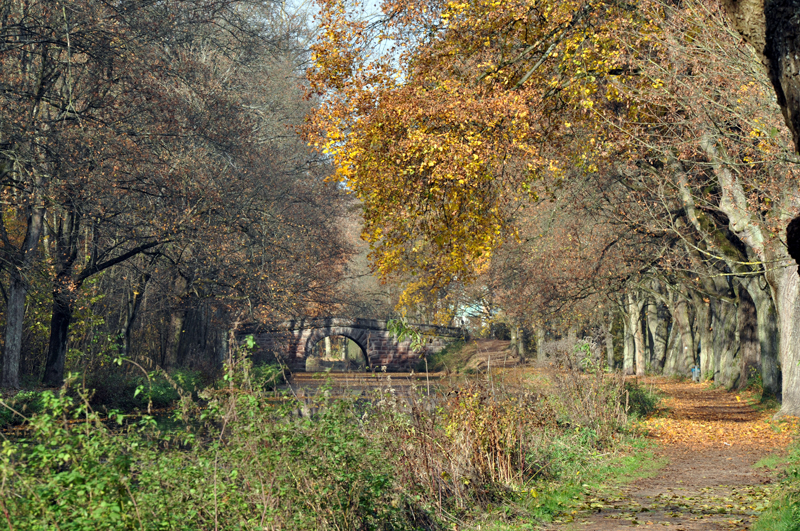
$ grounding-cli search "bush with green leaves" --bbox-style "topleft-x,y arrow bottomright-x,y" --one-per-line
624,381 -> 662,419
0,371 -> 426,530
0,347 -> 642,530
0,390 -> 44,428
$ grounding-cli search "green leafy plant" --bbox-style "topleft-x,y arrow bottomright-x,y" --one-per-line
624,381 -> 662,419
753,442 -> 800,531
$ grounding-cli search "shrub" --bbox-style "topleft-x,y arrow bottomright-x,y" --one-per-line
0,390 -> 45,429
369,380 -> 557,516
0,368 -> 427,530
86,368 -> 206,412
0,351 -> 637,529
0,389 -> 148,530
624,381 -> 661,419
424,339 -> 467,372
548,347 -> 627,445
249,362 -> 285,390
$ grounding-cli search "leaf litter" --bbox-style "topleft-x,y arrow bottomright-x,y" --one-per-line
542,378 -> 798,530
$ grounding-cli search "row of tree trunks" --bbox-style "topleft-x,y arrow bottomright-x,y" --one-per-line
610,274 -> 776,393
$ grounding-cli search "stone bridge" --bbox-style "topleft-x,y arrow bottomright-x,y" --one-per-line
236,318 -> 466,372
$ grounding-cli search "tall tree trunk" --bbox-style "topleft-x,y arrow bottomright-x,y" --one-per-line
695,295 -> 713,381
700,134 -> 795,413
509,325 -> 519,356
647,288 -> 671,374
713,296 -> 740,389
662,309 -> 679,375
743,277 -> 781,397
669,292 -> 695,377
604,309 -> 614,370
165,311 -> 185,368
624,292 -> 645,375
1,204 -> 45,389
773,265 -> 800,414
737,285 -> 760,390
117,274 -> 150,357
515,325 -> 526,360
536,325 -> 545,363
3,274 -> 28,389
42,287 -> 74,387
720,0 -> 800,153
631,294 -> 646,376
623,304 -> 635,375
41,209 -> 80,387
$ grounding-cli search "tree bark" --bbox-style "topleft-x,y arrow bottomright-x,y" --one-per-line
604,309 -> 615,370
117,274 -> 150,357
737,285 -> 760,390
713,296 -> 741,389
165,311 -> 185,368
699,134 -> 796,412
645,297 -> 662,371
773,265 -> 800,414
3,275 -> 28,389
1,204 -> 45,389
536,325 -> 546,363
669,291 -> 695,377
720,0 -> 800,153
516,325 -> 526,359
634,299 -> 646,377
623,308 -> 635,375
624,292 -> 645,375
42,288 -> 73,387
742,277 -> 780,396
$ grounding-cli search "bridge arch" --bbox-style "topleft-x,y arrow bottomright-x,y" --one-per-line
304,326 -> 370,360
236,318 -> 466,372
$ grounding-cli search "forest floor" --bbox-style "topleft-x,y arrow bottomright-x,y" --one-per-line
548,379 -> 799,531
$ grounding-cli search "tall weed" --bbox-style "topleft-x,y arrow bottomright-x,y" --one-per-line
370,380 -> 556,515
548,346 -> 628,444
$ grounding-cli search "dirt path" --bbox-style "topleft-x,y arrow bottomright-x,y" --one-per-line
561,379 -> 798,530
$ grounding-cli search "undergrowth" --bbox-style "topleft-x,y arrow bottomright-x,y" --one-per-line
753,442 -> 800,531
0,363 -> 285,429
424,339 -> 468,372
0,345 -> 647,530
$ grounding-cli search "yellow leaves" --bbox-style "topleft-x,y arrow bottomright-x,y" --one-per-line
306,0 -> 646,310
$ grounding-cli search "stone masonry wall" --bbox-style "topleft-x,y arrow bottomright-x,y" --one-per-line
236,318 -> 464,372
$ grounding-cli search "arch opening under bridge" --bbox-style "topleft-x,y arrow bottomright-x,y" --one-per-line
236,318 -> 467,372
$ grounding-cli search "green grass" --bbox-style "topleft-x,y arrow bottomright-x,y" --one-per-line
459,434 -> 664,530
754,453 -> 789,471
751,442 -> 800,531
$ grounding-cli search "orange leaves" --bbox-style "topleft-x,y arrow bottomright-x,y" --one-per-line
640,380 -> 798,450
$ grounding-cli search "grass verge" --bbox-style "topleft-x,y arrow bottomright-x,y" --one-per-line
752,442 -> 800,531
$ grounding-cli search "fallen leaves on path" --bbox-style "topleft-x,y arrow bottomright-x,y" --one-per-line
639,379 -> 798,450
552,377 -> 799,530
